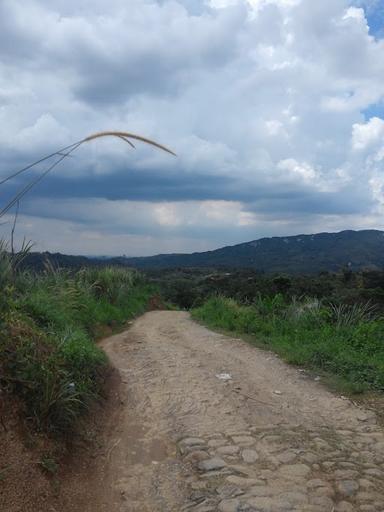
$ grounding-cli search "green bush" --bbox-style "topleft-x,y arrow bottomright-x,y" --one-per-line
0,250 -> 153,433
193,295 -> 384,393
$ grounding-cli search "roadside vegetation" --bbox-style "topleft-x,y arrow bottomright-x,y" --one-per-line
2,253 -> 383,435
148,268 -> 384,394
0,244 -> 153,433
192,295 -> 384,393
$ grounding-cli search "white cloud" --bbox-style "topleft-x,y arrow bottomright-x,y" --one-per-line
352,117 -> 384,150
0,0 -> 384,254
277,158 -> 317,183
343,6 -> 367,22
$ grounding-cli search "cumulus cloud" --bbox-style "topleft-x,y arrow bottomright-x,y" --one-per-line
352,117 -> 384,150
0,0 -> 383,255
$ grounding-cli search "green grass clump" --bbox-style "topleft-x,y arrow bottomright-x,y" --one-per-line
192,295 -> 384,393
0,249 -> 154,433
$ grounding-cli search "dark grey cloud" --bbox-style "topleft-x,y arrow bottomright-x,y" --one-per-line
0,0 -> 384,255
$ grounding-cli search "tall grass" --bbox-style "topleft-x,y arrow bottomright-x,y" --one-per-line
193,295 -> 384,393
0,130 -> 176,220
0,247 -> 153,432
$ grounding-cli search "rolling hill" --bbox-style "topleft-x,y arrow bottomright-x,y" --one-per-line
121,229 -> 384,273
22,230 -> 384,274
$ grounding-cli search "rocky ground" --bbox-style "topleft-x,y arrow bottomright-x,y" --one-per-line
178,423 -> 384,511
2,310 -> 383,511
99,311 -> 384,512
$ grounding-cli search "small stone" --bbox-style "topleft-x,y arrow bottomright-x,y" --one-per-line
337,480 -> 359,497
192,504 -> 216,512
356,491 -> 378,503
201,470 -> 230,479
338,462 -> 357,469
208,439 -> 226,448
301,452 -> 318,464
335,501 -> 354,512
185,450 -> 210,463
190,491 -> 207,502
218,498 -> 241,512
229,465 -> 253,476
198,458 -> 227,472
226,476 -> 260,488
216,484 -> 244,499
312,486 -> 335,498
364,468 -> 383,478
246,497 -> 286,511
191,482 -> 208,490
180,437 -> 206,447
334,469 -> 359,480
262,435 -> 281,443
217,446 -> 240,456
279,491 -> 308,505
336,430 -> 353,436
278,463 -> 311,479
313,438 -> 331,450
310,496 -> 334,508
359,478 -> 374,489
179,437 -> 206,454
276,450 -> 297,464
246,486 -> 276,497
259,469 -> 276,480
306,479 -> 329,489
231,436 -> 255,446
241,449 -> 259,463
227,431 -> 252,437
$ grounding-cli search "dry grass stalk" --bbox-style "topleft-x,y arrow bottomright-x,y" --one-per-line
0,130 -> 176,219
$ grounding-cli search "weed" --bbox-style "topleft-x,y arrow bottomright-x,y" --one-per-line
329,301 -> 378,328
38,455 -> 59,475
0,242 -> 154,432
193,295 -> 384,393
0,465 -> 12,482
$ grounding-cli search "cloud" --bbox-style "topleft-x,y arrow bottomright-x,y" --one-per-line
352,117 -> 384,150
0,0 -> 384,255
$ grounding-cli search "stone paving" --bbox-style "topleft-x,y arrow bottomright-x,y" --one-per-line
101,312 -> 384,511
178,423 -> 384,512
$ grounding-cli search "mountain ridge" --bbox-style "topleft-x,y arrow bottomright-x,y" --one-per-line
120,229 -> 384,273
22,229 -> 384,274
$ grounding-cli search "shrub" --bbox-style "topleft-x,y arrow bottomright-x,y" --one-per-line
0,246 -> 153,432
193,295 -> 384,393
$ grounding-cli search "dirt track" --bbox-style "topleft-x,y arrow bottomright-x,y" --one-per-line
95,311 -> 384,512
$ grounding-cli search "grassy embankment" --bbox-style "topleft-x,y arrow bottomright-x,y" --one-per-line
193,295 -> 384,393
0,247 -> 153,433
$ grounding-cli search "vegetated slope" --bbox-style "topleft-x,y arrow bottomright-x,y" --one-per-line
123,229 -> 384,273
21,229 -> 384,274
21,252 -> 123,272
0,247 -> 156,512
193,295 -> 384,393
0,264 -> 153,433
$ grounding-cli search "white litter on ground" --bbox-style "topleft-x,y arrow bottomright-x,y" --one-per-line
216,373 -> 232,381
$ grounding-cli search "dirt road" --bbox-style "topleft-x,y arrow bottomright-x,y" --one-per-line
97,311 -> 384,512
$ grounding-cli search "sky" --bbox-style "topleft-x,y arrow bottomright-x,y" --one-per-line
0,0 -> 383,256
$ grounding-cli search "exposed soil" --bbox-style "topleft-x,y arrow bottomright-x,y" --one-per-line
1,311 -> 384,511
